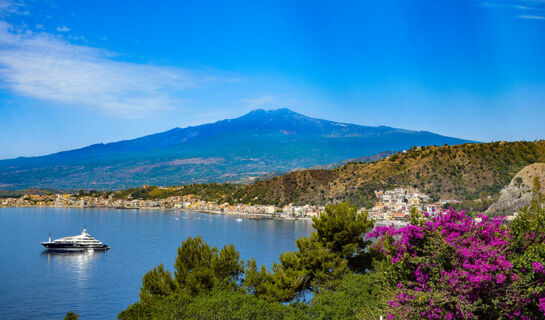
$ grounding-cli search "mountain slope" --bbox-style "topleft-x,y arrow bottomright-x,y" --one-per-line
229,141 -> 545,207
0,108 -> 471,190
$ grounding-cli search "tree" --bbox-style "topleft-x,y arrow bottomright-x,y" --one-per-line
121,203 -> 378,317
243,202 -> 373,302
120,286 -> 311,320
243,258 -> 276,299
310,268 -> 391,320
63,311 -> 79,320
312,202 -> 375,271
178,287 -> 310,320
508,201 -> 545,319
139,264 -> 177,304
294,235 -> 348,293
409,206 -> 423,226
174,236 -> 243,296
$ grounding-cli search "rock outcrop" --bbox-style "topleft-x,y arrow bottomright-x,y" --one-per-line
486,163 -> 545,214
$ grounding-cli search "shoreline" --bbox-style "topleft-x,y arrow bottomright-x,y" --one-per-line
0,204 -> 313,221
0,205 -> 408,225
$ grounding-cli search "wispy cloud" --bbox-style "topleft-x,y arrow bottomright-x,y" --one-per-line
241,94 -> 299,110
518,14 -> 545,19
478,0 -> 545,20
480,2 -> 530,10
0,0 -> 26,16
0,21 -> 226,117
56,25 -> 70,32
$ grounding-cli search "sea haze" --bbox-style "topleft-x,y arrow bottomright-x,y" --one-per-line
0,208 -> 312,320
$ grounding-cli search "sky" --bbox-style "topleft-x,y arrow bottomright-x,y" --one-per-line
0,0 -> 544,159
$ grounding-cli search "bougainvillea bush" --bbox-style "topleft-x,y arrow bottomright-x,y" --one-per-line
368,205 -> 545,320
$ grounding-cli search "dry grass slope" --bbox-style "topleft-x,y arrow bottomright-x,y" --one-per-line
230,141 -> 545,207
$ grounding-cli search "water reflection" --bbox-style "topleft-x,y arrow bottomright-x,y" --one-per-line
42,250 -> 108,287
42,249 -> 106,267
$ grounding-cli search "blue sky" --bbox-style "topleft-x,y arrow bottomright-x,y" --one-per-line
0,0 -> 544,159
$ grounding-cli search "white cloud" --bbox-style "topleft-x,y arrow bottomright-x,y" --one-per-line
0,21 -> 221,117
0,0 -> 27,16
518,14 -> 545,18
56,25 -> 70,32
480,2 -> 530,9
478,0 -> 545,20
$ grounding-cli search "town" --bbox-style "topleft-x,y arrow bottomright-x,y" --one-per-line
0,186 -> 461,222
368,187 -> 458,221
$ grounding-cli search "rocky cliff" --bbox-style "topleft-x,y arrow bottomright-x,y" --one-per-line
486,163 -> 545,214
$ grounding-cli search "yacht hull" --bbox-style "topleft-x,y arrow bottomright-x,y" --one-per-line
41,242 -> 110,251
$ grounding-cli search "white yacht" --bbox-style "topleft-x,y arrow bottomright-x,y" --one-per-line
41,228 -> 110,251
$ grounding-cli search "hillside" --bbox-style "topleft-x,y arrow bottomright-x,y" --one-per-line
229,141 -> 545,207
485,163 -> 545,214
0,109 -> 470,190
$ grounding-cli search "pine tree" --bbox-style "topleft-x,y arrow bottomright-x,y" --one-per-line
63,311 -> 79,320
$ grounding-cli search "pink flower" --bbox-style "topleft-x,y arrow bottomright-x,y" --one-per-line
539,297 -> 545,314
368,209 -> 543,319
532,262 -> 544,274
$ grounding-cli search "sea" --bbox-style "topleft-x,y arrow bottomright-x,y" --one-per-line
0,207 -> 313,319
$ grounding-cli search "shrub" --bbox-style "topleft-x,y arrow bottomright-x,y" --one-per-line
368,208 -> 545,319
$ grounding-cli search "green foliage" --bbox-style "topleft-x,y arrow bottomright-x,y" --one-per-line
74,189 -> 111,198
452,195 -> 500,216
113,183 -> 240,203
243,258 -> 280,301
507,203 -> 545,318
139,264 -> 177,304
510,203 -> 545,255
117,191 -> 545,320
294,235 -> 348,293
511,184 -> 545,252
119,287 -> 311,320
312,202 -> 375,271
174,236 -> 243,296
131,236 -> 244,315
261,252 -> 308,302
240,202 -> 375,302
120,202 -> 381,319
178,288 -> 309,320
63,311 -> 79,320
121,269 -> 392,320
532,176 -> 543,209
409,206 -> 425,226
310,265 -> 392,320
0,189 -> 57,198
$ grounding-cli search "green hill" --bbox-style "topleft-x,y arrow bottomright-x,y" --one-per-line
228,141 -> 545,207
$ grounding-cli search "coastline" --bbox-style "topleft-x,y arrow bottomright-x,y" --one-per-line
0,204 -> 409,225
0,204 -> 313,221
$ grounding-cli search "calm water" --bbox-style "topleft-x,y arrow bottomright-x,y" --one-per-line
0,207 -> 313,320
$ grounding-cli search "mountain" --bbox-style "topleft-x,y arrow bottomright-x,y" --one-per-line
229,141 -> 545,207
0,108 -> 471,190
485,163 -> 545,214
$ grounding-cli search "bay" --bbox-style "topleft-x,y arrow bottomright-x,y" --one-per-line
0,207 -> 313,320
